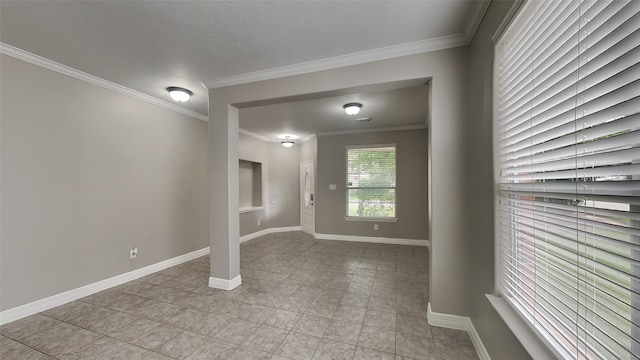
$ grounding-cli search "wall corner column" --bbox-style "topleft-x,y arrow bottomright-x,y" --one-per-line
208,101 -> 241,290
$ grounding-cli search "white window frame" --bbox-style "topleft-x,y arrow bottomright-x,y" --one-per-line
345,143 -> 398,221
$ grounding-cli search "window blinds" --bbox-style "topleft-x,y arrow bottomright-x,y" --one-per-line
495,0 -> 640,359
346,145 -> 396,218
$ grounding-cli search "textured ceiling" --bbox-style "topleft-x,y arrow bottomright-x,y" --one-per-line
0,1 -> 484,119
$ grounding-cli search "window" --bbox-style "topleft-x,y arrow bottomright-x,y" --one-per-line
346,145 -> 396,219
495,1 -> 639,359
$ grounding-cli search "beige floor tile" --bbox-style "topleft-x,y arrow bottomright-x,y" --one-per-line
292,314 -> 331,337
363,309 -> 397,331
264,309 -> 302,330
353,346 -> 395,360
396,331 -> 437,360
0,234 -> 477,360
242,324 -> 288,352
276,332 -> 321,360
358,325 -> 396,354
323,319 -> 361,345
156,331 -> 209,359
312,339 -> 356,360
214,319 -> 260,344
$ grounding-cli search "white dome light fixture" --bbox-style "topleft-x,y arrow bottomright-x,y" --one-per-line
343,103 -> 362,115
167,87 -> 193,102
281,136 -> 295,148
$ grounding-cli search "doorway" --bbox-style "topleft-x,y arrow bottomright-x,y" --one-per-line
300,160 -> 315,235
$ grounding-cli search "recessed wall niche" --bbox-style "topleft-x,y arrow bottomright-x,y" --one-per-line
239,159 -> 262,210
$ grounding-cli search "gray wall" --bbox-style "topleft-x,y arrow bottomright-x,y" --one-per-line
238,133 -> 268,236
0,54 -> 209,310
267,142 -> 300,229
316,130 -> 428,239
239,160 -> 262,209
238,133 -> 300,236
210,46 -> 471,316
300,136 -> 317,164
207,41 -> 529,357
465,1 -> 530,359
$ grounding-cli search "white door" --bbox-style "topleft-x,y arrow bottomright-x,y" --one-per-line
300,161 -> 315,235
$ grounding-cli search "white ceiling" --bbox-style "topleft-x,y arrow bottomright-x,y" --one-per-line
0,0 -> 486,138
239,82 -> 429,142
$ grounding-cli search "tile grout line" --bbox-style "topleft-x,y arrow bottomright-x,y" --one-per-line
2,235 -> 462,360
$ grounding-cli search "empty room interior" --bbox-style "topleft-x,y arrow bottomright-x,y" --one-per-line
1,1 -> 638,360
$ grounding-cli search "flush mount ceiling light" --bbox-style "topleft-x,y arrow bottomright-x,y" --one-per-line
281,136 -> 295,148
343,103 -> 362,115
167,87 -> 193,102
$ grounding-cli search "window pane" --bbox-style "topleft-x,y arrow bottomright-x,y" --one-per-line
347,189 -> 396,218
347,146 -> 396,188
346,145 -> 396,218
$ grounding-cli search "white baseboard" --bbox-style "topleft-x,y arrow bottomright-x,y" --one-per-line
240,226 -> 301,243
209,275 -> 242,290
0,247 -> 210,325
314,232 -> 429,247
427,302 -> 491,360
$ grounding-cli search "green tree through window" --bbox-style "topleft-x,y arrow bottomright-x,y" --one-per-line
346,145 -> 396,218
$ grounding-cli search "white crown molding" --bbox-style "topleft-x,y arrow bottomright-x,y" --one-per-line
492,0 -> 526,44
240,226 -> 302,243
209,275 -> 242,291
239,128 -> 272,142
463,0 -> 492,43
300,134 -> 317,143
314,232 -> 429,247
427,303 -> 491,360
0,247 -> 210,325
316,124 -> 427,137
204,34 -> 468,89
0,43 -> 209,122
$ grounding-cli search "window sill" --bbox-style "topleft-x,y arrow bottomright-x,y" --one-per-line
344,217 -> 398,222
239,207 -> 263,214
486,294 -> 556,360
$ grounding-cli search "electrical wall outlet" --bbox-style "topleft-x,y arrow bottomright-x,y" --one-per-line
374,224 -> 379,231
129,247 -> 138,259
257,219 -> 261,226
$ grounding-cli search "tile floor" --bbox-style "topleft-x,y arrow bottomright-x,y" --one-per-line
0,231 -> 479,360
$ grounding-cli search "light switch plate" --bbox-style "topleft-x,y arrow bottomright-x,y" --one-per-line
329,184 -> 336,190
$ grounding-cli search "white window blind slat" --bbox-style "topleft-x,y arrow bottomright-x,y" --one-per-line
497,212 -> 640,273
499,203 -> 640,252
500,30 -> 639,134
504,129 -> 640,169
495,1 -> 640,358
499,239 -> 640,315
503,94 -> 639,154
499,5 -> 639,133
504,147 -> 640,176
501,78 -> 639,149
498,243 -> 639,330
501,2 -> 579,105
502,44 -> 639,136
500,180 -> 639,197
504,115 -> 640,163
499,196 -> 640,224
